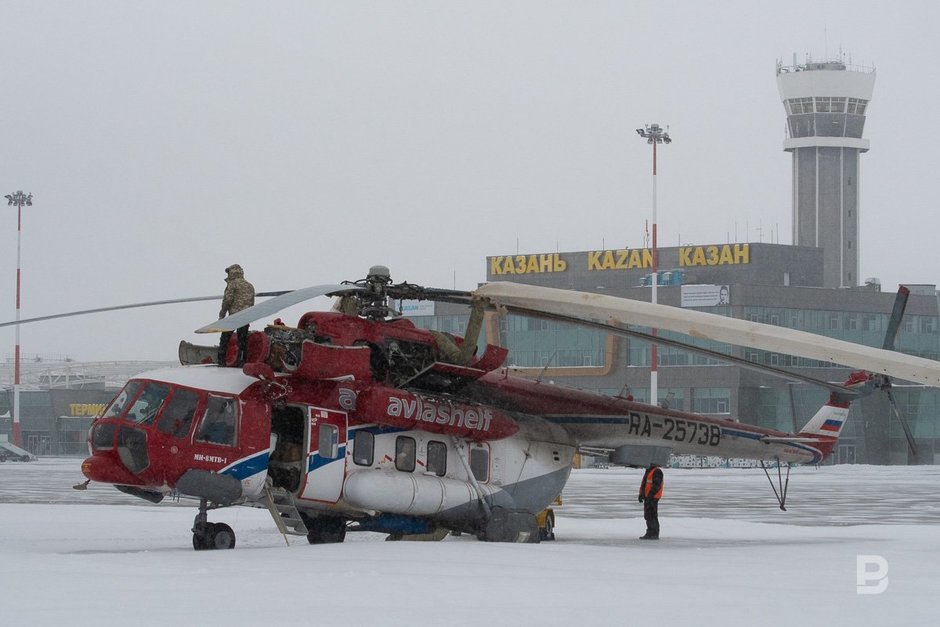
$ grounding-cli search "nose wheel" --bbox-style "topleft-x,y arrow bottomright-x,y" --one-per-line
192,498 -> 236,550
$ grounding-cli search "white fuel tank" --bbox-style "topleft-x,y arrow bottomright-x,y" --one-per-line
343,469 -> 491,516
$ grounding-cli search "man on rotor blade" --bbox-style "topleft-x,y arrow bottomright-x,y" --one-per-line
218,264 -> 255,366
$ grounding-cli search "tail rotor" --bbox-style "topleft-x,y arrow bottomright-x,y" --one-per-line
877,286 -> 918,456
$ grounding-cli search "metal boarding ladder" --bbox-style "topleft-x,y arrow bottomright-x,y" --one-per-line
263,483 -> 308,545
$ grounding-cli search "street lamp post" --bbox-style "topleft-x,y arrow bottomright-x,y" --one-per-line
5,190 -> 32,447
636,124 -> 671,407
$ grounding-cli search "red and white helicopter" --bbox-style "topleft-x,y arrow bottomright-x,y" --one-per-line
21,267 -> 940,550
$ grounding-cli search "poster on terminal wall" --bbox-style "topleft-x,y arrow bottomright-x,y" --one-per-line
681,284 -> 730,308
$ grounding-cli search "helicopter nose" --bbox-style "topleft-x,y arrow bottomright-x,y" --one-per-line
81,453 -> 146,486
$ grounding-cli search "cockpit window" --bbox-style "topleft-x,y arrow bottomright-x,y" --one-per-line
101,381 -> 142,420
156,388 -> 201,438
126,382 -> 172,425
195,395 -> 237,446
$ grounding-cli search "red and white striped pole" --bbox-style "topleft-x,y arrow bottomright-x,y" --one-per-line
636,125 -> 670,407
5,190 -> 31,447
651,138 -> 659,406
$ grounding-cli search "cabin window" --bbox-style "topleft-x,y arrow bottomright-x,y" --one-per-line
353,431 -> 374,466
102,381 -> 142,420
91,422 -> 116,451
195,395 -> 237,446
395,436 -> 416,472
469,445 -> 489,482
319,424 -> 339,459
126,382 -> 171,425
427,440 -> 447,476
117,426 -> 149,474
156,388 -> 201,438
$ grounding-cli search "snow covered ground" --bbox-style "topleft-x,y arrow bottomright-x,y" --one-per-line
2,459 -> 939,626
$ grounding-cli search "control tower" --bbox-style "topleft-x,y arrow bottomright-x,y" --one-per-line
776,56 -> 875,288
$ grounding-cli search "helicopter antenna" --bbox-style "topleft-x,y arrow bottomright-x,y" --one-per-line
535,351 -> 558,383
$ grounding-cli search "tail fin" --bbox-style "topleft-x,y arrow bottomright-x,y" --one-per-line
795,371 -> 872,456
797,402 -> 850,438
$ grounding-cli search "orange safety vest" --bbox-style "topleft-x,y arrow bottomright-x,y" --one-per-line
642,467 -> 664,500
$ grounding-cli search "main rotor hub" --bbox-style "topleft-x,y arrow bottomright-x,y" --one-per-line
362,265 -> 393,319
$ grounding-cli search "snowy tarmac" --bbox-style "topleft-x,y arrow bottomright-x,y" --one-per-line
2,459 -> 939,626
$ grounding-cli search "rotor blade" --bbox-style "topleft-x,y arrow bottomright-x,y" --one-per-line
195,284 -> 364,333
882,286 -> 910,351
516,308 -> 855,394
386,283 -> 475,305
884,387 -> 918,456
475,282 -> 940,388
0,292 -> 282,329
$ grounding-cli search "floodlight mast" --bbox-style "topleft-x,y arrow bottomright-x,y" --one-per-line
4,190 -> 32,447
635,124 -> 671,407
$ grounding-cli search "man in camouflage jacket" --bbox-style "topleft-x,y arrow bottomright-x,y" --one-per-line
218,264 -> 255,365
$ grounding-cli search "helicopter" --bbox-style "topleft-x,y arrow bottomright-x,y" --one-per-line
35,266 -> 940,550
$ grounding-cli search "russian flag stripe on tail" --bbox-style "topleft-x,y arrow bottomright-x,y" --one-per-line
819,418 -> 843,432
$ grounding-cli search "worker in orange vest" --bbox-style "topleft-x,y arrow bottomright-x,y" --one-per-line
638,462 -> 664,540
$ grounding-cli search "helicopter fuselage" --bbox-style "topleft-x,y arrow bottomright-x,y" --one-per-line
82,309 -> 839,546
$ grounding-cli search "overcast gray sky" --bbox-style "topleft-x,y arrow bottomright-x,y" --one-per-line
2,0 -> 938,362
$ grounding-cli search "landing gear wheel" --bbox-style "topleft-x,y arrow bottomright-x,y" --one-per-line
193,523 -> 210,551
479,508 -> 540,543
208,523 -> 236,550
540,511 -> 555,542
190,498 -> 236,550
193,522 -> 236,550
193,529 -> 208,550
305,516 -> 347,544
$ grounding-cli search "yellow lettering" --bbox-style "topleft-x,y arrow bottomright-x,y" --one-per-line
615,250 -> 628,269
625,249 -> 638,269
491,253 -> 570,274
706,246 -> 719,265
642,249 -> 653,268
623,249 -> 637,269
587,251 -> 601,270
601,250 -> 615,270
69,403 -> 106,417
719,244 -> 734,265
678,244 -> 750,267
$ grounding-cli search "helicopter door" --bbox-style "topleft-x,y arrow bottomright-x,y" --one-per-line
298,406 -> 348,503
